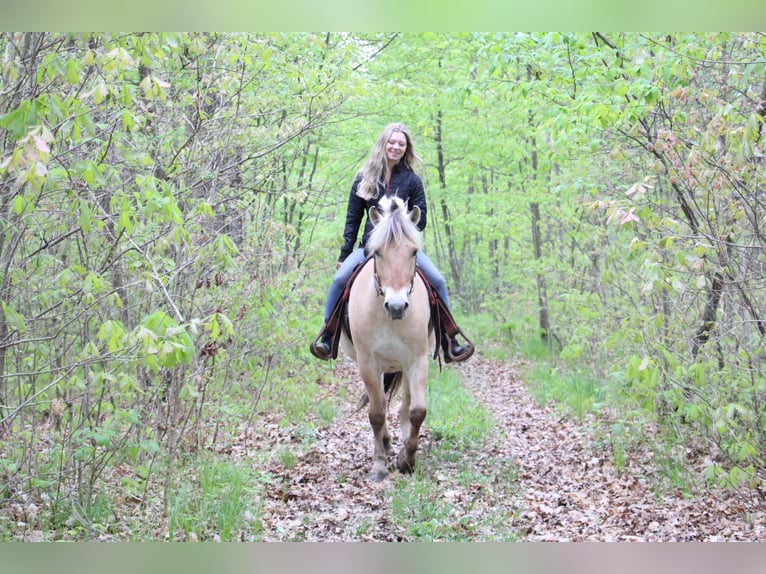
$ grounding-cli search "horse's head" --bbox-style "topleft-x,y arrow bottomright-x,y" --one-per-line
367,196 -> 422,320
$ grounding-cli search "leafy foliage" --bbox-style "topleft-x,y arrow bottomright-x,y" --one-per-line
2,32 -> 765,540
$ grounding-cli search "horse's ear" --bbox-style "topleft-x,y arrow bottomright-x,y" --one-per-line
369,206 -> 382,225
409,206 -> 420,226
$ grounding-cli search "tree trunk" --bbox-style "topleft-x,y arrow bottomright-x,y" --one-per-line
434,109 -> 462,295
691,272 -> 724,359
530,202 -> 558,348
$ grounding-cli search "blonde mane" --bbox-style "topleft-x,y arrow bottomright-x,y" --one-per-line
366,196 -> 422,255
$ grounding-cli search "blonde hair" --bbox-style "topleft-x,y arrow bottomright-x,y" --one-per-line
356,123 -> 423,201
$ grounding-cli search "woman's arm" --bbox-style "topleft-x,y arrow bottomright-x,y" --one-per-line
338,176 -> 366,262
409,174 -> 427,231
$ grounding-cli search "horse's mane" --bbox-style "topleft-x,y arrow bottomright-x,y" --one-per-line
366,196 -> 422,255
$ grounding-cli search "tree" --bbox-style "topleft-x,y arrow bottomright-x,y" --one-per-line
0,32 -> 357,520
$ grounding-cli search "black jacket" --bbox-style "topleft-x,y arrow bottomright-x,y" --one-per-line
338,162 -> 427,262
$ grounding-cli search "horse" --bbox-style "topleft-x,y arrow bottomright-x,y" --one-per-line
340,195 -> 435,481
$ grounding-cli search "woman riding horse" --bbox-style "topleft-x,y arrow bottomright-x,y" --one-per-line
341,195 -> 433,480
312,122 -> 472,362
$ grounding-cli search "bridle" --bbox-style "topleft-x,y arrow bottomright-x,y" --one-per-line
372,250 -> 415,299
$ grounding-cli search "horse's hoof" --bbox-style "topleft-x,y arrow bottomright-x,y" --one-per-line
370,461 -> 389,482
370,469 -> 388,482
396,453 -> 415,474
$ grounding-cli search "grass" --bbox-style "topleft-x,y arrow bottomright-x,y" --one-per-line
426,368 -> 492,449
386,448 -> 521,541
518,334 -> 643,481
383,366 -> 520,541
458,311 -> 519,362
276,447 -> 298,470
526,363 -> 605,420
509,326 -> 709,493
166,455 -> 263,542
388,475 -> 457,540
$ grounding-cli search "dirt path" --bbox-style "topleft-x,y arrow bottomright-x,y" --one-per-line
257,355 -> 765,541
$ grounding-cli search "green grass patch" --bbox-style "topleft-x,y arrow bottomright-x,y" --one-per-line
460,309 -> 561,362
166,455 -> 262,542
382,365 -> 520,541
523,351 -> 706,493
386,445 -> 521,541
525,363 -> 605,420
457,313 -> 513,361
388,474 -> 457,540
263,372 -> 347,430
426,368 -> 492,449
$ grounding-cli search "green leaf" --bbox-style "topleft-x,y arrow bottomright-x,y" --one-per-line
93,82 -> 109,105
1,301 -> 27,333
122,109 -> 135,132
138,311 -> 194,368
12,194 -> 28,215
98,319 -> 127,352
65,58 -> 80,84
0,100 -> 33,138
78,198 -> 93,232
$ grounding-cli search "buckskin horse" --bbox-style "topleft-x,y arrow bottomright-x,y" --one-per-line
340,195 -> 434,481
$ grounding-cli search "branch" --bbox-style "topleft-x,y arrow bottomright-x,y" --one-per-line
351,33 -> 400,72
566,41 -> 577,99
592,32 -> 617,51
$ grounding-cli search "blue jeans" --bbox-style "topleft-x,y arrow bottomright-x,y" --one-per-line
324,248 -> 450,321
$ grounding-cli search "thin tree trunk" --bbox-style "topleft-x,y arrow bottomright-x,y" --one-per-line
530,202 -> 558,348
691,272 -> 724,359
434,109 -> 462,295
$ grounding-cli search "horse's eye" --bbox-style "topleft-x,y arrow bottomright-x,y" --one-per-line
412,249 -> 418,258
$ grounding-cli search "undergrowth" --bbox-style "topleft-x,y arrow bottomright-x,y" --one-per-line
386,366 -> 520,541
511,327 -> 744,496
166,455 -> 264,542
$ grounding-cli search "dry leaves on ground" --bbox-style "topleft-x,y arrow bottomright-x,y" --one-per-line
253,355 -> 765,541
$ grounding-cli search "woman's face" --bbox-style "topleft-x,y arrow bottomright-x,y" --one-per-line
385,131 -> 408,165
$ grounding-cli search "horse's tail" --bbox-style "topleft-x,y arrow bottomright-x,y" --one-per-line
355,372 -> 403,411
383,372 -> 403,398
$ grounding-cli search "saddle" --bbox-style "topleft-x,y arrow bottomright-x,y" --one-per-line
310,256 -> 474,365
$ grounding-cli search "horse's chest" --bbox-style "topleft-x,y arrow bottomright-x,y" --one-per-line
368,339 -> 414,372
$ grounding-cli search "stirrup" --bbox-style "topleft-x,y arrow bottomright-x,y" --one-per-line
310,332 -> 333,361
444,338 -> 474,363
449,340 -> 474,363
442,334 -> 474,363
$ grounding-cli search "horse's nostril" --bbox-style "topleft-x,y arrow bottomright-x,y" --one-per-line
385,300 -> 407,320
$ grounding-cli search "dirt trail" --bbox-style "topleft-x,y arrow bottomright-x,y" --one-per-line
257,355 -> 765,541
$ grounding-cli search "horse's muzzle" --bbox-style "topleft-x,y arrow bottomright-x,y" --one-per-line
384,299 -> 409,320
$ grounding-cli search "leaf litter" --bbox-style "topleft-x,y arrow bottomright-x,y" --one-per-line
256,355 -> 765,541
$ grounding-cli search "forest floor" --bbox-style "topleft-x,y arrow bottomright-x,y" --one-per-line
255,354 -> 765,541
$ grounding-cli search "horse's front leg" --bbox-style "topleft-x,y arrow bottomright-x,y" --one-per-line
361,364 -> 391,481
397,360 -> 428,474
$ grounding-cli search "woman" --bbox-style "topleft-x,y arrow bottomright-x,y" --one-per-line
312,122 -> 471,361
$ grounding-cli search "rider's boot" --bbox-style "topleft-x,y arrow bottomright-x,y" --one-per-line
311,331 -> 333,361
442,333 -> 474,363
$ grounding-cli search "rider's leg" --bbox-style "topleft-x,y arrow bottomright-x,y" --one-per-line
314,248 -> 367,358
324,248 -> 366,321
415,251 -> 449,306
416,251 -> 470,359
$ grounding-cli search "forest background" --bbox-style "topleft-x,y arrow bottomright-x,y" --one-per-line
1,32 -> 765,540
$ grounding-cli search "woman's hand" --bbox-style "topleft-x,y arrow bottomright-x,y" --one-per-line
336,261 -> 342,270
